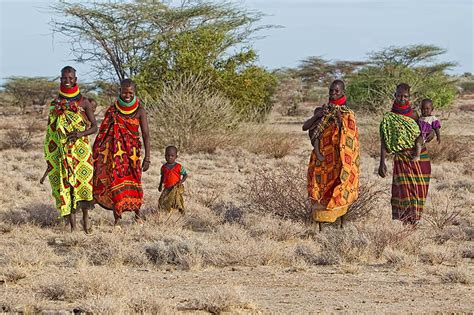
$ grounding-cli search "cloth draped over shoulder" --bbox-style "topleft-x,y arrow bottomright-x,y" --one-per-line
380,112 -> 419,154
44,97 -> 94,217
380,110 -> 431,223
93,105 -> 143,217
307,105 -> 360,223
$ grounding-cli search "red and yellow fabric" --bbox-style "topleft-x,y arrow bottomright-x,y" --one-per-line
92,105 -> 143,217
307,108 -> 360,222
44,97 -> 93,217
391,148 -> 431,223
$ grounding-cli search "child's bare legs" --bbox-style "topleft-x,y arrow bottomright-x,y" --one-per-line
412,135 -> 423,161
313,138 -> 325,161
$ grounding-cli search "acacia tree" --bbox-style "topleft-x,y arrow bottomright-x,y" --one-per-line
50,0 -> 276,120
346,45 -> 457,110
297,56 -> 366,87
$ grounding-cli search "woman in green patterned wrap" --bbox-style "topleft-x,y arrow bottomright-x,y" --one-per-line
378,83 -> 434,224
42,66 -> 98,233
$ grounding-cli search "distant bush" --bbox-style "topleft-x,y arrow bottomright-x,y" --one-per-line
2,77 -> 56,114
458,81 -> 474,94
274,77 -> 304,116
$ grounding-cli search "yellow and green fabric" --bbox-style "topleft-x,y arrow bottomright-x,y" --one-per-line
44,99 -> 93,216
380,112 -> 419,154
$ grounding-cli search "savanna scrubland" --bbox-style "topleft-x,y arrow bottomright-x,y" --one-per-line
0,91 -> 472,313
1,1 -> 473,313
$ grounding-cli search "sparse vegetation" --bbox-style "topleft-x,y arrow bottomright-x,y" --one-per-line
0,73 -> 472,313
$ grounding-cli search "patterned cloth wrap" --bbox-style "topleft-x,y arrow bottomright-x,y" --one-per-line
391,148 -> 431,223
159,184 -> 185,213
307,106 -> 360,223
309,104 -> 349,144
380,112 -> 420,154
44,97 -> 94,217
93,105 -> 143,217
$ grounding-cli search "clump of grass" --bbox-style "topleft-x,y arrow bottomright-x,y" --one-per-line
247,132 -> 297,159
293,242 -> 328,265
1,203 -> 59,227
145,236 -> 202,270
1,266 -> 27,284
1,127 -> 34,151
128,296 -> 175,313
212,201 -> 245,225
441,268 -> 472,285
39,271 -> 120,301
420,245 -> 460,266
315,225 -> 371,264
180,286 -> 256,313
383,248 -> 418,270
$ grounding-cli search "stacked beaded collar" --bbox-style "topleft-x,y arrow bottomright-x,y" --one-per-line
59,84 -> 82,102
52,84 -> 82,115
391,100 -> 413,117
115,96 -> 139,115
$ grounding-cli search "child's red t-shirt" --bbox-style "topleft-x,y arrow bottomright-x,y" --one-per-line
161,163 -> 187,189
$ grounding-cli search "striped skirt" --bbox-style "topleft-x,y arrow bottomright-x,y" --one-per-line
391,147 -> 431,223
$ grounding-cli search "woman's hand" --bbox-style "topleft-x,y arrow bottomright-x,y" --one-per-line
142,159 -> 150,172
67,131 -> 82,143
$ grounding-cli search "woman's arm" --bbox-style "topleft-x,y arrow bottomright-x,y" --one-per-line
378,136 -> 388,178
80,98 -> 98,137
139,108 -> 151,172
302,107 -> 324,131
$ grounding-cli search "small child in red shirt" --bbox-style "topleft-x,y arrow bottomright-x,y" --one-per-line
158,145 -> 188,213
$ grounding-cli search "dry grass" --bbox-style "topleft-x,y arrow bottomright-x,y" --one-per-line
180,286 -> 256,313
1,266 -> 27,284
440,268 -> 472,285
245,161 -> 309,222
383,248 -> 418,270
426,135 -> 472,162
0,96 -> 473,312
423,191 -> 465,230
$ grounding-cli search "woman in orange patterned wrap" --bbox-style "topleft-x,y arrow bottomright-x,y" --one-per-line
303,80 -> 360,230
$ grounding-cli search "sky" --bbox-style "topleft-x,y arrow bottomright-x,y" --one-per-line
0,0 -> 473,84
